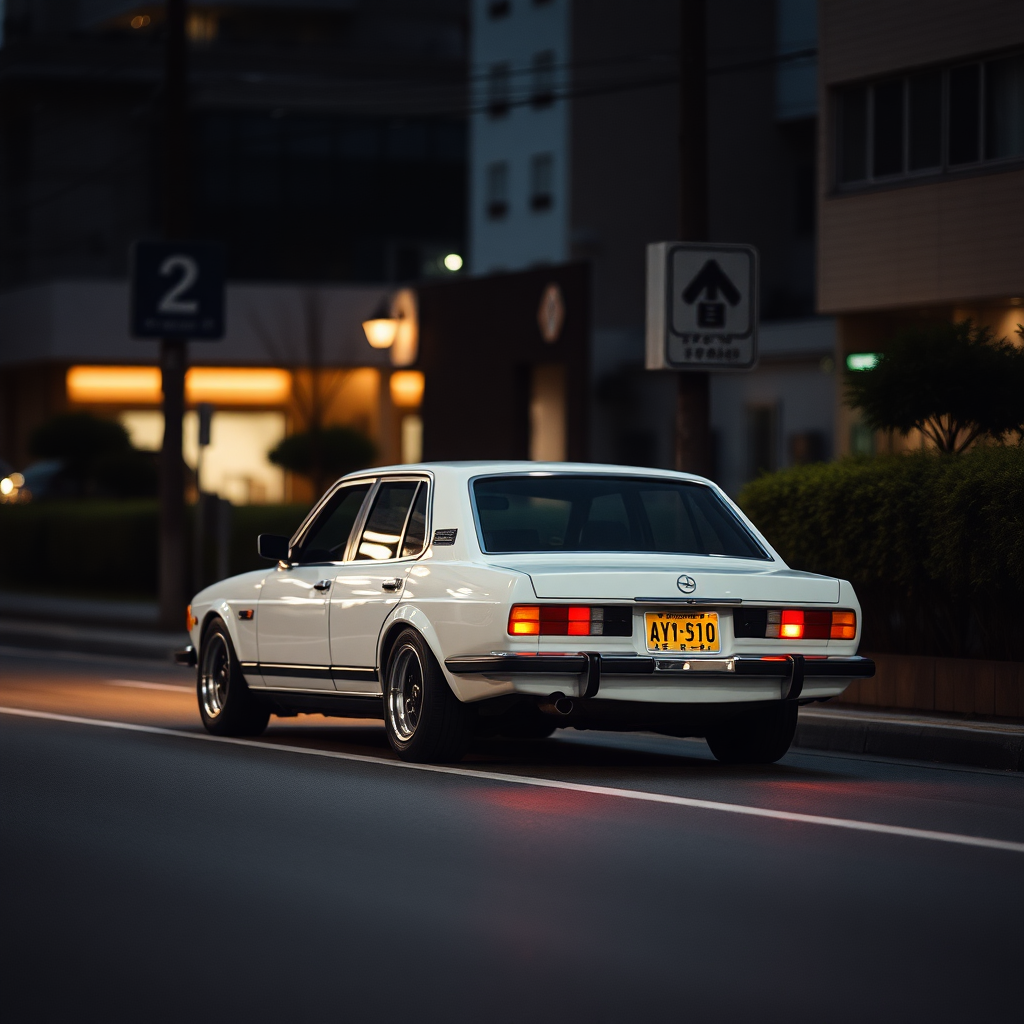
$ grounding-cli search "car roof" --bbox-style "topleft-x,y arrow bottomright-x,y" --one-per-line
338,461 -> 714,486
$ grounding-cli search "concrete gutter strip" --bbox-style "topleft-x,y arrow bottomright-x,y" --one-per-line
0,618 -> 186,662
796,707 -> 1024,772
0,590 -> 159,628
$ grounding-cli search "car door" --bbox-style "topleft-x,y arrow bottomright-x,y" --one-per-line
329,477 -> 429,694
257,481 -> 373,690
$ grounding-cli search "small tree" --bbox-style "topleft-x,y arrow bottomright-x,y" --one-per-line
268,426 -> 375,487
845,319 -> 1024,454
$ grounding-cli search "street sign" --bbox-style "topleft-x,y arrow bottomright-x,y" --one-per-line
645,242 -> 758,371
130,240 -> 225,340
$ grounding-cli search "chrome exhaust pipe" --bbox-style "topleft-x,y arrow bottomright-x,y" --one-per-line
539,693 -> 575,716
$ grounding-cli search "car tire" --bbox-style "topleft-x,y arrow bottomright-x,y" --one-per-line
384,628 -> 474,762
197,618 -> 270,737
705,702 -> 798,764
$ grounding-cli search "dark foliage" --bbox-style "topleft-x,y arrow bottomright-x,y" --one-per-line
845,320 -> 1024,454
0,502 -> 310,597
268,426 -> 376,493
740,448 -> 1024,660
28,413 -> 159,498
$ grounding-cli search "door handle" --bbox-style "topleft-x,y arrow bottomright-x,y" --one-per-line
381,578 -> 403,592
313,579 -> 332,592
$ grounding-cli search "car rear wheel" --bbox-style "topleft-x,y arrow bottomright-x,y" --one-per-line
705,702 -> 798,764
384,628 -> 474,762
198,619 -> 270,737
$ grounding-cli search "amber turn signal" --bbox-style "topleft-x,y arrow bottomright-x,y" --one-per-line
186,604 -> 198,630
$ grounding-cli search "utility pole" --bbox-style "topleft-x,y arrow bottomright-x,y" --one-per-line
158,0 -> 189,630
676,0 -> 712,477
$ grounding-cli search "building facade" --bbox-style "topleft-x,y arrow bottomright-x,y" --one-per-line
817,0 -> 1024,455
0,0 -> 468,500
468,0 -> 839,492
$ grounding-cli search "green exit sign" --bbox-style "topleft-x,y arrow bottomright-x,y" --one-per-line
846,352 -> 880,371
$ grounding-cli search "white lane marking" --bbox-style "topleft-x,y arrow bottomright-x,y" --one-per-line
107,679 -> 192,692
1,704 -> 1022,856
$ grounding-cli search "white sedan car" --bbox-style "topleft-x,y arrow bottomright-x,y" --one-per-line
179,461 -> 874,764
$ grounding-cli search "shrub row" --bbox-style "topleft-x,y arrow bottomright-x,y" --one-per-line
739,446 -> 1024,660
0,501 -> 311,599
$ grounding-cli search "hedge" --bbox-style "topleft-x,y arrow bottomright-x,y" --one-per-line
0,501 -> 311,599
739,446 -> 1024,660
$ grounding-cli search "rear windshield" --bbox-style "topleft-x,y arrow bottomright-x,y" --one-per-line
472,475 -> 768,559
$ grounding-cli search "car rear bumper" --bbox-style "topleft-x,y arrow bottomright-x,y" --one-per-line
445,652 -> 875,678
444,652 -> 874,704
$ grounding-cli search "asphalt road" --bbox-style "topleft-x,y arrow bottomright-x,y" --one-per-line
2,645 -> 1022,1023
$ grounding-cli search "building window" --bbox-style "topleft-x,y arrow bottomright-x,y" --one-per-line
486,161 -> 509,219
834,51 -> 1024,188
488,63 -> 511,117
531,50 -> 556,108
529,153 -> 553,210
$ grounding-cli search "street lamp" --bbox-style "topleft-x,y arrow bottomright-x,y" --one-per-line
362,290 -> 418,367
362,298 -> 399,349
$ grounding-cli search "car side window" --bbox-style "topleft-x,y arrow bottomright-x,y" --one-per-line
295,483 -> 372,564
355,481 -> 420,561
400,483 -> 428,558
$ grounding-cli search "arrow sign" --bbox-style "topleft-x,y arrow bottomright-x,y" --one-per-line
645,242 -> 758,372
682,260 -> 741,305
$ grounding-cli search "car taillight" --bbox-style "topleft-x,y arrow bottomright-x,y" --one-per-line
508,604 -> 620,637
766,609 -> 856,640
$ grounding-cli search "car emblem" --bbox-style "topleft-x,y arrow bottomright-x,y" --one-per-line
676,574 -> 696,594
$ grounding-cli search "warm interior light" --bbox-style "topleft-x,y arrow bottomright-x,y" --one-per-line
131,14 -> 150,28
390,370 -> 424,408
363,317 -> 399,349
186,368 -> 291,405
67,366 -> 292,406
67,366 -> 162,404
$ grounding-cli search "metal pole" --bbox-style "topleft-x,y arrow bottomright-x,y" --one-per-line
158,0 -> 189,629
676,0 -> 713,477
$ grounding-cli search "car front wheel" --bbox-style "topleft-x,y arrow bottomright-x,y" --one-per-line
197,619 -> 270,737
384,628 -> 474,762
705,702 -> 798,764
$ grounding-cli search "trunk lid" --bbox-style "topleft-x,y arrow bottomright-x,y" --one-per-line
497,556 -> 840,604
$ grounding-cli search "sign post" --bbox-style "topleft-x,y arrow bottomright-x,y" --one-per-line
131,240 -> 224,628
646,242 -> 759,372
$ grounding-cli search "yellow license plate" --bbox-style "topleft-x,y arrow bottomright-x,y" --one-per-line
645,611 -> 720,653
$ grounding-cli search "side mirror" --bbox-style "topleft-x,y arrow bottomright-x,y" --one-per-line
257,534 -> 290,562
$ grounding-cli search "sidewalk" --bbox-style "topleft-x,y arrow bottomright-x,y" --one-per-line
0,589 -> 1020,771
0,589 -> 184,661
795,705 -> 1023,772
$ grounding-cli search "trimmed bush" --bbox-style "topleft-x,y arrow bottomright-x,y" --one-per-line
0,501 -> 313,599
739,447 -> 1024,660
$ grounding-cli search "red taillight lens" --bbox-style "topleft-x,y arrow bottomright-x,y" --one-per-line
508,604 -> 598,637
767,608 -> 855,640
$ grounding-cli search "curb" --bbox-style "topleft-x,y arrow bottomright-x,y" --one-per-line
796,707 -> 1024,772
0,618 -> 187,664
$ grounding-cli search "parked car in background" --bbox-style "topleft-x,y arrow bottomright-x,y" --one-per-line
179,462 -> 874,764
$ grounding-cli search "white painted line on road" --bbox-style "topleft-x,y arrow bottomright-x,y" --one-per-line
2,704 -> 1022,856
107,679 -> 192,692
